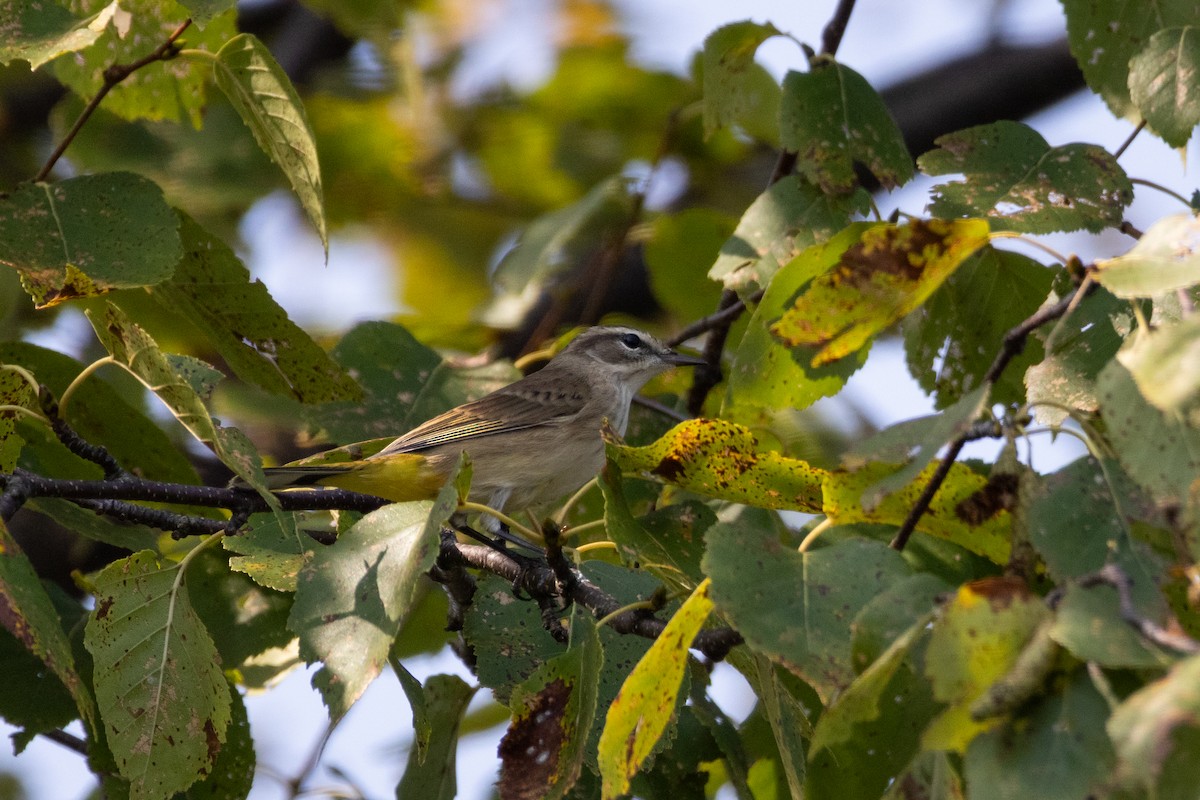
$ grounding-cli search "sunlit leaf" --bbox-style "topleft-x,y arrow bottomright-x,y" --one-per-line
53,0 -> 236,127
1129,26 -> 1200,147
288,484 -> 453,718
704,523 -> 911,702
0,173 -> 181,308
922,578 -> 1048,752
86,303 -> 267,489
598,578 -> 714,798
1024,284 -> 1128,427
708,175 -> 867,295
904,247 -> 1055,407
1093,213 -> 1200,298
182,684 -> 254,799
771,219 -> 990,366
222,512 -> 316,593
1119,316 -> 1200,425
85,550 -> 231,800
0,0 -> 119,69
174,0 -> 235,26
780,62 -> 913,193
919,121 -> 1132,233
608,418 -> 826,513
499,615 -> 601,800
212,33 -> 327,253
701,20 -> 783,138
1060,0 -> 1200,118
151,213 -> 360,404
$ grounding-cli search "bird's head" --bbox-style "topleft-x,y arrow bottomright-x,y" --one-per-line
556,326 -> 705,391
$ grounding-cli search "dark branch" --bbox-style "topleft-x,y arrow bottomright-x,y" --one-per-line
820,0 -> 858,57
1075,564 -> 1200,655
438,537 -> 743,661
35,18 -> 192,181
891,283 -> 1093,552
684,289 -> 742,417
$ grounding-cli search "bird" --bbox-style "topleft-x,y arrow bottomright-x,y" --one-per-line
260,326 -> 705,543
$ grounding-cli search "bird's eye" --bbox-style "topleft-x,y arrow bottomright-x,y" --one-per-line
619,333 -> 643,350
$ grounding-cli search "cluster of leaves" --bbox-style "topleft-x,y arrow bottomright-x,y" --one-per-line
2,1 -> 1200,799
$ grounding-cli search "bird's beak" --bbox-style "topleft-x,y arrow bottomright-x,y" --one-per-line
664,349 -> 707,367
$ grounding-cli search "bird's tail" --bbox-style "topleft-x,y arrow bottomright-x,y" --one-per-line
243,454 -> 446,503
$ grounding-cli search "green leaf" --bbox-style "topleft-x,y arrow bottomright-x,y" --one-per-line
0,521 -> 95,732
808,619 -> 940,800
182,684 -> 254,799
724,232 -> 871,419
644,208 -> 731,322
151,212 -> 360,404
608,418 -> 826,513
1108,653 -> 1200,798
213,33 -> 327,254
223,512 -> 316,592
0,342 -> 200,485
1061,0 -> 1200,119
1024,285 -> 1128,427
1093,213 -> 1200,298
1129,26 -> 1200,147
0,368 -> 34,473
922,578 -> 1048,752
392,659 -> 431,764
600,466 -> 712,593
963,673 -> 1114,800
1097,359 -> 1200,506
0,626 -> 81,747
850,572 -> 951,672
840,385 -> 990,509
0,0 -> 119,70
85,550 -> 232,800
704,524 -> 911,702
903,247 -> 1055,407
1119,316 -> 1200,425
780,62 -> 913,193
708,175 -> 867,295
53,1 -> 236,127
174,0 -> 236,26
0,173 -> 181,308
288,491 -> 450,718
499,616 -> 602,800
598,579 -> 714,798
919,121 -> 1133,233
701,20 -> 784,138
85,303 -> 266,490
395,674 -> 475,800
770,219 -> 991,366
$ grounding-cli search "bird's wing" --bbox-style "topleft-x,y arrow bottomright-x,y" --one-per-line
374,381 -> 588,456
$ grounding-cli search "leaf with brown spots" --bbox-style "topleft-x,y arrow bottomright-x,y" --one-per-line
598,579 -> 714,799
922,578 -> 1048,753
0,173 -> 181,308
771,219 -> 989,366
780,61 -> 914,194
0,520 -> 94,732
499,616 -> 601,800
607,418 -> 826,513
919,121 -> 1132,233
84,550 -> 232,800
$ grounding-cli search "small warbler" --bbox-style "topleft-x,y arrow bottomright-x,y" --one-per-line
263,326 -> 704,537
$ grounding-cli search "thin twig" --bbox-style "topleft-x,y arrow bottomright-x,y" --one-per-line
1076,564 -> 1200,655
42,728 -> 88,755
1113,120 -> 1146,160
35,19 -> 193,181
890,285 -> 1091,551
665,292 -> 758,348
820,0 -> 858,57
684,289 -> 741,416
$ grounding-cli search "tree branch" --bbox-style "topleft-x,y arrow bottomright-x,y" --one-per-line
1075,564 -> 1200,655
35,18 -> 193,182
890,283 -> 1093,551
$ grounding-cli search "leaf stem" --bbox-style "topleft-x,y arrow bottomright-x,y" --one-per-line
59,355 -> 115,418
1112,120 -> 1146,160
988,231 -> 1069,265
456,500 -> 541,541
35,18 -> 193,182
1129,177 -> 1192,209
